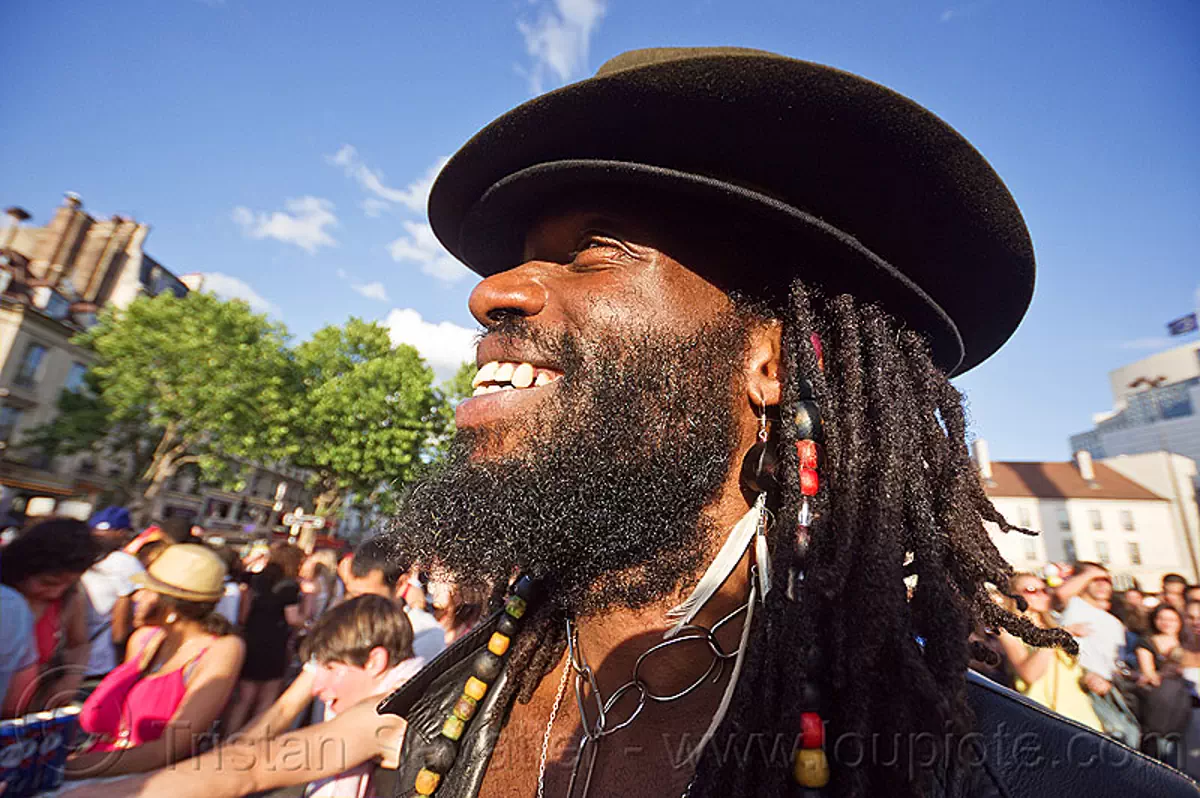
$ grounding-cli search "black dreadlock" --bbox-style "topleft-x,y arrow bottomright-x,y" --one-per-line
497,281 -> 1073,797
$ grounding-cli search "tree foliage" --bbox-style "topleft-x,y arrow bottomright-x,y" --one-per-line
290,318 -> 441,515
28,295 -> 465,527
29,292 -> 294,522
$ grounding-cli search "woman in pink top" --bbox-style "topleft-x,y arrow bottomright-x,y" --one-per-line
64,595 -> 417,798
65,544 -> 245,779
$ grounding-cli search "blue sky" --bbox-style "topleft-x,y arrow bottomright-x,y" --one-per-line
3,0 -> 1197,461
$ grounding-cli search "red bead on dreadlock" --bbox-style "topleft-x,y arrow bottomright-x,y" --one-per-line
795,333 -> 824,533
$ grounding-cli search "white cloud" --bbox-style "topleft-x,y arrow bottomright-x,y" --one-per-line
352,281 -> 389,302
939,1 -> 995,23
387,220 -> 471,283
517,0 -> 607,93
385,308 -> 478,381
231,196 -> 337,253
327,145 -> 448,215
196,272 -> 279,315
361,198 -> 390,218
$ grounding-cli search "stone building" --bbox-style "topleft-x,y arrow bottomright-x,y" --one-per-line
0,194 -> 312,532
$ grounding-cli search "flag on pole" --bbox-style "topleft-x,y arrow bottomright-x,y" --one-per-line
1167,313 -> 1199,336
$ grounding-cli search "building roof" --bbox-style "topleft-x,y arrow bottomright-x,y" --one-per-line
984,461 -> 1166,502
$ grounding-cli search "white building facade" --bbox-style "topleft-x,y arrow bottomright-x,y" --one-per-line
976,443 -> 1192,588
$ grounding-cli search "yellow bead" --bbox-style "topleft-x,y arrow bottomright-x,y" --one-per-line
464,676 -> 489,701
793,748 -> 829,788
488,632 -> 511,656
415,767 -> 441,794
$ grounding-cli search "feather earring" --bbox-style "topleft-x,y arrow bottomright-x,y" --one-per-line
665,402 -> 773,638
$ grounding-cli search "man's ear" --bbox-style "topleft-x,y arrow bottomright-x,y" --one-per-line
367,645 -> 391,677
744,321 -> 783,409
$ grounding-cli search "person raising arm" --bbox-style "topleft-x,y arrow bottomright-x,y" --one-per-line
63,594 -> 418,798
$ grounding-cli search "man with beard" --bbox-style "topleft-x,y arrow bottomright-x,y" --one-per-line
381,48 -> 1194,798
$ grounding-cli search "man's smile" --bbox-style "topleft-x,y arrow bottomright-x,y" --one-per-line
456,359 -> 565,428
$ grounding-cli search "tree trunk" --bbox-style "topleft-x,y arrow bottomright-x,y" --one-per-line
313,485 -> 342,516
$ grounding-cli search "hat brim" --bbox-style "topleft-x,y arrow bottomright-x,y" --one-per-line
463,159 -> 965,374
131,570 -> 222,603
428,50 -> 1035,375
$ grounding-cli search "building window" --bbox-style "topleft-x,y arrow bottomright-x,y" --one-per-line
14,343 -> 47,388
1128,542 -> 1142,565
1089,509 -> 1103,530
63,363 -> 88,393
1096,540 -> 1110,565
1120,510 -> 1134,531
1023,536 -> 1038,562
1017,507 -> 1032,528
0,406 -> 23,444
1063,538 -> 1077,562
1057,508 -> 1071,532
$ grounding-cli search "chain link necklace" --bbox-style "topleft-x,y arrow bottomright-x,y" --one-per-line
535,591 -> 756,798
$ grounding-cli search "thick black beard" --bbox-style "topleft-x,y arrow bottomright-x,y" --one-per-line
385,315 -> 751,615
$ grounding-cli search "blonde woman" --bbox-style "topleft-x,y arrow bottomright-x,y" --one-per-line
998,572 -> 1103,730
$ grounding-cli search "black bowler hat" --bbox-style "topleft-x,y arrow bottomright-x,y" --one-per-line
428,47 -> 1035,375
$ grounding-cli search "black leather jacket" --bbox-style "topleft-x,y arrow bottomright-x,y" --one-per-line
379,609 -> 1199,797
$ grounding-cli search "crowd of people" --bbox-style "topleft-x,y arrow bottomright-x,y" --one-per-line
0,509 -> 486,797
971,562 -> 1200,775
3,509 -> 1200,795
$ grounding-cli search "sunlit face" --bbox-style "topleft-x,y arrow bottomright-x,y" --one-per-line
386,202 -> 763,614
1013,575 -> 1050,614
1084,574 -> 1113,604
310,655 -> 386,714
19,571 -> 84,602
458,206 -> 737,453
1154,607 -> 1183,636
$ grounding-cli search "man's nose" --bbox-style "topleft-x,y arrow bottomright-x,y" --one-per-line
468,264 -> 549,327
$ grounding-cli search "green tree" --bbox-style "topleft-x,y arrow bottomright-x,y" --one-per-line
290,318 -> 442,516
27,292 -> 295,524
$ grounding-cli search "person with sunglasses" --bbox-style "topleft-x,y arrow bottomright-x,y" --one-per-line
999,573 -> 1102,730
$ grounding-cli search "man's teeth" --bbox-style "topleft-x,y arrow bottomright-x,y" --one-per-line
471,361 -> 498,387
512,362 -> 534,388
470,361 -> 561,397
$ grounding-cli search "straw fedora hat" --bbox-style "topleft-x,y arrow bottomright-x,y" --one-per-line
132,543 -> 226,602
428,46 -> 1036,375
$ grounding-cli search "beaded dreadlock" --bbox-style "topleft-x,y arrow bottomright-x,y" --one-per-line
493,280 -> 1074,798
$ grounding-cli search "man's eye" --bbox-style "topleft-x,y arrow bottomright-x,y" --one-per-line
569,234 -> 623,261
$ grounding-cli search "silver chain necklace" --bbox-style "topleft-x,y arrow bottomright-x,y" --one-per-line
535,598 -> 751,798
